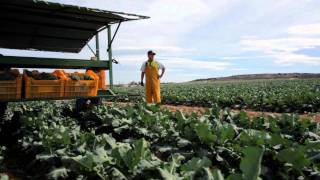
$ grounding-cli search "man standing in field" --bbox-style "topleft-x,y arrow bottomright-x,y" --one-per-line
140,50 -> 165,104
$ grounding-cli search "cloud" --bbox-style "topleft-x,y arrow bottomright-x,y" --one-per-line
114,46 -> 197,55
288,23 -> 320,36
273,53 -> 320,66
161,57 -> 231,71
116,55 -> 231,71
240,23 -> 320,66
230,68 -> 248,71
222,55 -> 270,60
241,37 -> 320,53
109,0 -> 215,56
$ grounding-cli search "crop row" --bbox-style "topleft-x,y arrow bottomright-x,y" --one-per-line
1,101 -> 320,179
115,79 -> 320,113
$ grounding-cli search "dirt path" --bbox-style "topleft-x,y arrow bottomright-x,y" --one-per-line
104,102 -> 320,121
162,104 -> 320,121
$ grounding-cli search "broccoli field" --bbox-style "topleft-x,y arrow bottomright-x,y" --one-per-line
1,79 -> 320,179
115,79 -> 320,113
1,100 -> 320,179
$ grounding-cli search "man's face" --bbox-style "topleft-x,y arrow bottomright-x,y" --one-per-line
148,53 -> 155,60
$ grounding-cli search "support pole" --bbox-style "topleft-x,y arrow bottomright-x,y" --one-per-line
95,34 -> 100,60
107,25 -> 113,89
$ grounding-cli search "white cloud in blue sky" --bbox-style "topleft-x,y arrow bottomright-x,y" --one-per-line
1,0 -> 320,83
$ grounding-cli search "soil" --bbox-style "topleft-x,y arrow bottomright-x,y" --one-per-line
162,104 -> 320,121
104,102 -> 320,122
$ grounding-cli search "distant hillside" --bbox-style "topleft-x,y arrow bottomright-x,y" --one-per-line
191,73 -> 320,82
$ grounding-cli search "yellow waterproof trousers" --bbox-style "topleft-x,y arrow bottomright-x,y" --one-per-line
145,64 -> 161,103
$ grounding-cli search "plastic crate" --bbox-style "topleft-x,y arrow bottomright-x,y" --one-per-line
24,72 -> 64,99
0,71 -> 22,100
64,72 -> 98,97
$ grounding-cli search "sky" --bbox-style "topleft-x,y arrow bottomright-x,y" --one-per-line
1,0 -> 320,84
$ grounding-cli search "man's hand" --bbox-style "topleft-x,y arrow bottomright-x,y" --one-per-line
140,81 -> 144,86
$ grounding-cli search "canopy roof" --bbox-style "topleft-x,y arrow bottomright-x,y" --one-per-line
0,0 -> 149,53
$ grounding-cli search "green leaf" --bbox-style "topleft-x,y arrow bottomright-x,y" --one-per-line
76,143 -> 86,153
93,146 -> 112,164
36,154 -> 56,161
194,123 -> 217,145
211,103 -> 221,119
227,173 -> 243,180
177,138 -> 191,148
181,157 -> 212,172
137,159 -> 162,170
268,134 -> 290,149
114,125 -> 131,134
123,138 -> 151,171
240,146 -> 264,180
176,110 -> 187,121
168,154 -> 185,174
212,169 -> 224,180
193,168 -> 214,180
112,143 -> 131,168
47,168 -> 69,180
72,154 -> 95,170
158,168 -> 179,180
219,124 -> 236,143
239,130 -> 271,145
0,174 -> 8,180
110,168 -> 128,180
239,110 -> 250,126
102,134 -> 117,149
276,146 -> 310,169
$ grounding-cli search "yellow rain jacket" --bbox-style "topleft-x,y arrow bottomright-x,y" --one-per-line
144,60 -> 161,103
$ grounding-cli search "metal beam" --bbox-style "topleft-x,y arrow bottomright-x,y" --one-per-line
96,34 -> 100,60
0,31 -> 88,42
107,21 -> 122,52
107,25 -> 113,88
0,56 -> 110,69
0,1 -> 150,22
86,44 -> 97,57
0,17 -> 98,32
2,7 -> 111,25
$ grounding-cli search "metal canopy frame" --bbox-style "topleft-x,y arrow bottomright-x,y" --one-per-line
0,56 -> 109,69
0,0 -> 149,53
0,0 -> 149,120
0,0 -> 150,89
107,21 -> 122,52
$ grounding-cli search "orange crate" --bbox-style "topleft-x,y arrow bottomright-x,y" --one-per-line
64,72 -> 98,97
0,71 -> 22,100
24,72 -> 64,99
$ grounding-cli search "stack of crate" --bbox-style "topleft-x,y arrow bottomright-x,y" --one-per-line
0,69 -> 22,100
0,69 -> 99,101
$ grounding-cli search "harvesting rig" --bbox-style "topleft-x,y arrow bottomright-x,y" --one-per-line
0,0 -> 149,117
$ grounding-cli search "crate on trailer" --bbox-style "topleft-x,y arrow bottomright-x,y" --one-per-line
23,70 -> 64,99
0,69 -> 22,100
63,72 -> 99,97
